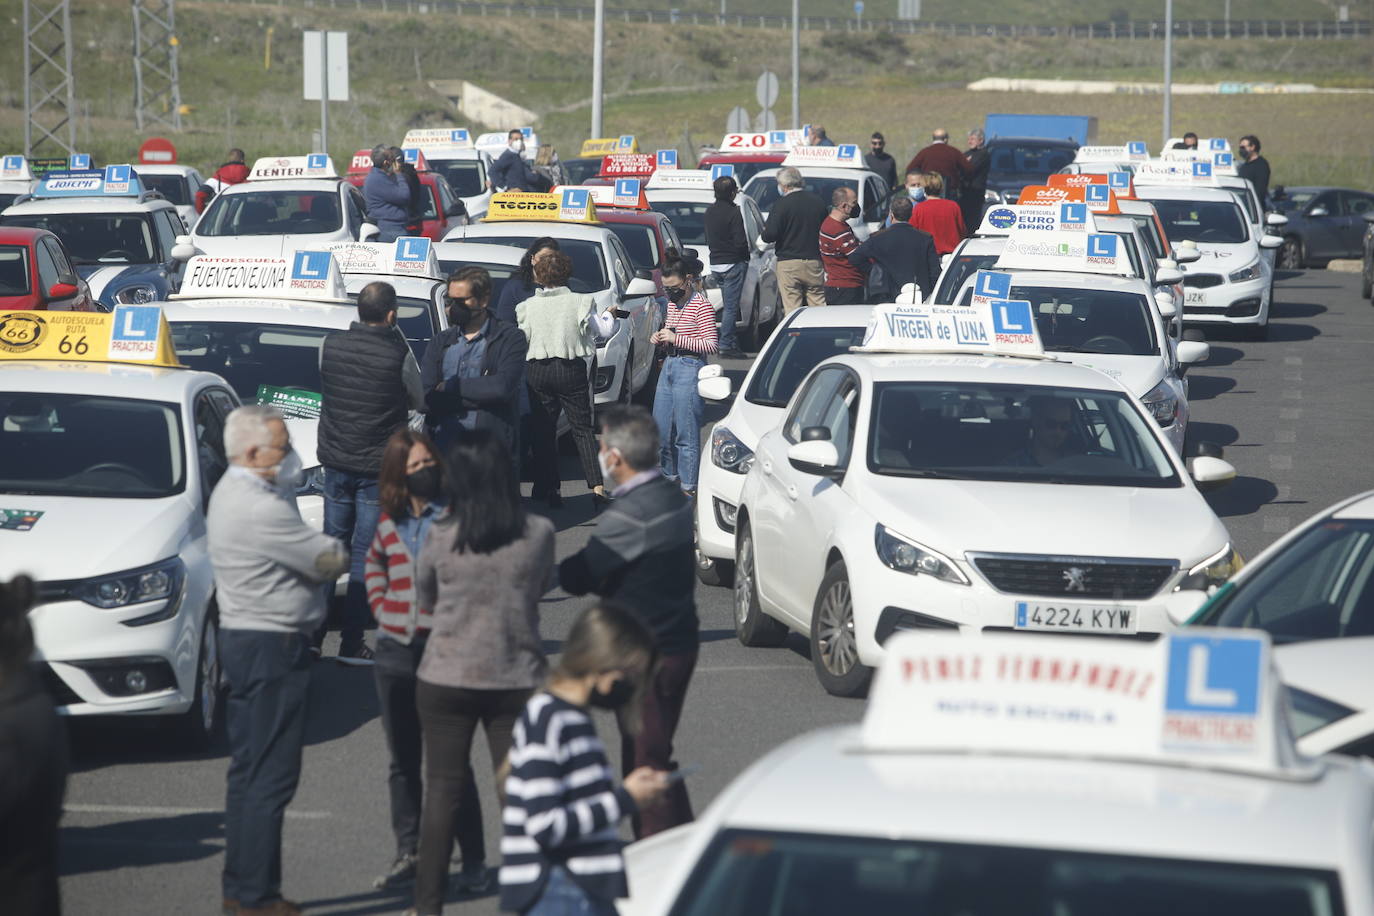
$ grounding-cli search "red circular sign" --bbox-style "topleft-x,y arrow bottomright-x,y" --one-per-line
138,137 -> 178,164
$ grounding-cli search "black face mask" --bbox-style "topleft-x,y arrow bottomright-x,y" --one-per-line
665,286 -> 688,305
406,465 -> 443,501
588,677 -> 635,709
847,202 -> 862,220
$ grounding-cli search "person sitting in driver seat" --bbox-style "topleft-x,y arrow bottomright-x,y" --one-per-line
3,397 -> 57,433
1006,396 -> 1082,467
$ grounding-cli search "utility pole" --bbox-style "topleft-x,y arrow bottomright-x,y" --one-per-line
790,0 -> 800,128
1162,0 -> 1174,149
23,0 -> 77,157
591,0 -> 605,138
132,0 -> 183,131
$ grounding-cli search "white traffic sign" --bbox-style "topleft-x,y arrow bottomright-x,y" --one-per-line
303,31 -> 349,102
726,105 -> 751,134
755,71 -> 779,110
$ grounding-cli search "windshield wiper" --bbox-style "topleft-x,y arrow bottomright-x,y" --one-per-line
879,468 -> 972,480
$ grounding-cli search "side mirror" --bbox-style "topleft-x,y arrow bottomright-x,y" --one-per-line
1155,266 -> 1184,286
697,363 -> 731,401
1172,244 -> 1201,264
444,202 -> 467,219
1265,212 -> 1289,227
1154,291 -> 1177,318
787,436 -> 842,477
1189,455 -> 1236,492
623,276 -> 656,299
170,242 -> 198,262
1176,340 -> 1210,365
1307,206 -> 1329,219
359,222 -> 380,242
45,281 -> 79,301
1258,234 -> 1283,250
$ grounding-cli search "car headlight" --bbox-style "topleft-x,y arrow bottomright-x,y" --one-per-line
1176,543 -> 1243,592
296,466 -> 326,498
984,189 -> 1002,204
72,557 -> 185,609
1142,380 -> 1178,427
1228,260 -> 1262,283
875,525 -> 969,585
114,284 -> 158,304
710,426 -> 755,474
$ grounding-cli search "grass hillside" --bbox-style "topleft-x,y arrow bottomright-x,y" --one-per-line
1,0 -> 1371,188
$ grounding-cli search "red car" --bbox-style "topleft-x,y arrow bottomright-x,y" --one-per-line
344,152 -> 467,242
0,226 -> 97,311
595,206 -> 683,298
697,151 -> 787,188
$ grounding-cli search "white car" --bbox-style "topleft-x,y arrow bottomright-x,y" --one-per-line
133,163 -> 207,229
444,198 -> 658,406
644,170 -> 780,349
433,240 -> 524,301
0,153 -> 37,210
183,155 -> 376,260
744,144 -> 891,241
622,629 -> 1374,916
1277,637 -> 1374,759
0,307 -> 239,746
327,237 -> 449,360
1136,185 -> 1283,338
734,301 -> 1237,695
694,306 -> 873,586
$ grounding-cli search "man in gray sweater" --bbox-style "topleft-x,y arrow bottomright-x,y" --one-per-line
208,406 -> 348,916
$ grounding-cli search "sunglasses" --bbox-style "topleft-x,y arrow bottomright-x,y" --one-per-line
445,295 -> 476,309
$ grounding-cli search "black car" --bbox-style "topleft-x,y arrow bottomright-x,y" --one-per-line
1269,185 -> 1374,269
1362,211 -> 1374,299
983,137 -> 1079,205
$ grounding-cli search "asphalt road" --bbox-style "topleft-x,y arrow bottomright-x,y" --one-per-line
57,268 -> 1374,915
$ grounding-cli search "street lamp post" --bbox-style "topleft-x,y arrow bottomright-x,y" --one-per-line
790,0 -> 800,128
1162,0 -> 1174,148
591,0 -> 604,138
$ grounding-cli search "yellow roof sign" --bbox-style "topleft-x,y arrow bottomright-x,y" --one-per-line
580,136 -> 638,157
483,190 -> 599,224
0,307 -> 182,368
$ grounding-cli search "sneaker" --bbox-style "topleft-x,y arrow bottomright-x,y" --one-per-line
372,852 -> 417,889
335,643 -> 375,666
453,865 -> 493,894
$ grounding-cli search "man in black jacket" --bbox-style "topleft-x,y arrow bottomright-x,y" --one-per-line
489,129 -> 538,192
848,196 -> 941,303
1237,134 -> 1271,208
318,281 -> 425,663
704,175 -> 750,358
761,166 -> 828,313
863,132 -> 898,190
559,405 -> 698,839
422,266 -> 528,459
960,128 -> 991,232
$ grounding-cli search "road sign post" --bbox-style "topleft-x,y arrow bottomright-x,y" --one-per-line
304,31 -> 348,156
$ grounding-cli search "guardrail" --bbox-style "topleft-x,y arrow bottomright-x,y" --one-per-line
238,0 -> 1372,39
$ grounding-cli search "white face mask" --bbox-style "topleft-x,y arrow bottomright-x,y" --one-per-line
510,140 -> 525,154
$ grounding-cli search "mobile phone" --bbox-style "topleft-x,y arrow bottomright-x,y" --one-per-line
665,764 -> 701,784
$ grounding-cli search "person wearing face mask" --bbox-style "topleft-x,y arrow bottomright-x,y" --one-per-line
490,128 -> 539,193
363,144 -> 413,243
208,406 -> 349,916
1236,134 -> 1270,208
907,171 -> 966,256
650,249 -> 718,499
317,281 -> 426,665
409,429 -> 555,916
559,406 -> 699,839
363,429 -> 488,894
500,603 -> 670,916
819,186 -> 866,305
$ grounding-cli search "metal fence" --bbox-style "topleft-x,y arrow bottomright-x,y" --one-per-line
233,0 -> 1372,39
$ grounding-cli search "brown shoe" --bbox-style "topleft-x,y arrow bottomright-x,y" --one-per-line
236,900 -> 302,916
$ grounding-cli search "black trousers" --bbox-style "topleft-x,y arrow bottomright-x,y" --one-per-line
616,649 -> 698,839
373,634 -> 483,862
824,285 -> 865,305
527,357 -> 602,494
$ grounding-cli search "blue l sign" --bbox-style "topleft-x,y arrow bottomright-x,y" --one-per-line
395,237 -> 430,262
110,305 -> 160,342
69,153 -> 91,170
974,270 -> 1010,300
990,299 -> 1034,335
307,153 -> 328,170
292,250 -> 331,280
656,149 -> 678,169
1193,161 -> 1213,179
710,164 -> 735,181
2,155 -> 21,172
104,164 -> 131,184
1085,184 -> 1109,204
615,178 -> 640,198
1165,635 -> 1262,715
1087,234 -> 1118,258
1060,202 -> 1087,226
1127,141 -> 1147,156
1107,171 -> 1130,191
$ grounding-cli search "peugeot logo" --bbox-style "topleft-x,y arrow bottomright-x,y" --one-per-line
1062,567 -> 1088,592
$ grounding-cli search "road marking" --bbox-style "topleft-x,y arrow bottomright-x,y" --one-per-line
1269,454 -> 1293,471
1279,407 -> 1302,420
1283,371 -> 1303,382
64,803 -> 331,820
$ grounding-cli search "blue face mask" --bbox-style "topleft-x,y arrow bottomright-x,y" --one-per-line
908,186 -> 927,202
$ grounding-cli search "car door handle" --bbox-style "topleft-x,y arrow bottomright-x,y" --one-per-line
760,458 -> 773,475
786,484 -> 798,501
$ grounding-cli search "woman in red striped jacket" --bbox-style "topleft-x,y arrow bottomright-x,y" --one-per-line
650,248 -> 719,498
364,429 -> 490,894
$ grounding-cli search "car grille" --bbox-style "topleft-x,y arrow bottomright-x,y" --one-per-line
1183,274 -> 1224,289
971,554 -> 1176,600
38,663 -> 82,708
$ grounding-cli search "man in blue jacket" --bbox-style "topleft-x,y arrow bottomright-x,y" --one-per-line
489,129 -> 539,192
362,145 -> 411,242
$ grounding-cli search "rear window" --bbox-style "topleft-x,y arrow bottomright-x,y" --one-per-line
139,173 -> 190,205
606,222 -> 661,272
987,144 -> 1077,176
197,190 -> 342,237
935,253 -> 998,304
431,159 -> 486,199
457,235 -> 608,293
746,176 -> 857,215
0,246 -> 30,295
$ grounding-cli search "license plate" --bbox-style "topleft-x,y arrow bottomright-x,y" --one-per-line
1185,292 -> 1208,304
1014,601 -> 1138,634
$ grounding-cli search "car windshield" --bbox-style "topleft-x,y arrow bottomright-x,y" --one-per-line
341,293 -> 436,357
459,235 -> 608,292
1274,189 -> 1319,212
746,175 -> 858,214
746,326 -> 868,407
197,189 -> 342,237
170,321 -> 330,404
0,212 -> 157,265
956,286 -> 1157,356
561,158 -> 603,186
703,160 -> 775,187
0,193 -> 20,212
1193,519 -> 1374,643
0,392 -> 184,498
672,829 -> 1345,916
935,253 -> 998,304
606,222 -> 660,272
988,144 -> 1077,178
139,173 -> 190,205
869,383 -> 1178,486
434,259 -> 515,305
430,159 -> 486,199
1223,186 -> 1260,224
0,246 -> 31,295
1147,198 -> 1249,245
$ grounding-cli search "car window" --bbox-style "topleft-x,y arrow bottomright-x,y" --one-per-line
0,245 -> 32,295
431,158 -> 486,198
151,210 -> 177,260
650,200 -> 712,247
42,239 -> 78,285
138,172 -> 190,205
956,286 -> 1157,356
1309,191 -> 1338,216
987,144 -> 1077,176
606,223 -> 660,273
346,189 -> 365,237
193,392 -> 228,507
1147,199 -> 1249,245
435,176 -> 457,216
170,321 -> 331,403
434,258 -> 515,306
197,189 -> 343,237
344,293 -> 436,358
607,236 -> 633,290
747,326 -> 868,407
2,212 -> 158,265
784,367 -> 849,445
739,200 -> 760,243
1339,192 -> 1374,217
1197,519 -> 1374,643
1123,214 -> 1167,260
34,239 -> 60,289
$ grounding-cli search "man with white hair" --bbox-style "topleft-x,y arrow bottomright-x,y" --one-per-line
760,166 -> 828,313
209,405 -> 348,916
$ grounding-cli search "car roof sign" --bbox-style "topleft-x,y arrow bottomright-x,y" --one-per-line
1,155 -> 34,181
854,300 -> 1046,359
645,169 -> 716,190
719,130 -> 798,152
247,155 -> 339,181
172,252 -> 351,303
977,203 -> 1097,237
402,127 -> 474,150
598,153 -> 657,178
1126,140 -> 1149,160
1134,159 -> 1222,187
781,143 -> 864,168
655,149 -> 679,170
482,190 -> 600,224
554,180 -> 650,210
1018,184 -> 1120,214
580,136 -> 638,157
862,630 -> 1299,777
1073,144 -> 1133,164
33,165 -> 144,199
995,229 -> 1133,276
0,307 -> 182,367
326,237 -> 443,280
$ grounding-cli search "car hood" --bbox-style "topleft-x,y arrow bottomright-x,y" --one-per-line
1184,241 -> 1255,265
0,494 -> 191,582
719,397 -> 788,450
859,476 -> 1226,566
1274,638 -> 1374,711
1048,353 -> 1163,399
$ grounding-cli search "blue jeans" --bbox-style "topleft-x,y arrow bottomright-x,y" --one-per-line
221,629 -> 312,908
322,467 -> 380,649
524,865 -> 619,916
712,261 -> 748,351
376,223 -> 407,243
653,354 -> 705,492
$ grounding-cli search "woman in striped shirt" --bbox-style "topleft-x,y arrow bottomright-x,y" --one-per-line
500,603 -> 669,915
650,248 -> 719,498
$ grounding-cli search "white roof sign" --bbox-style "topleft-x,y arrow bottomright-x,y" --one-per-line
1135,159 -> 1225,187
248,154 -> 339,181
718,130 -> 797,152
995,230 -> 1133,276
856,300 -> 1045,359
326,237 -> 442,280
1073,144 -> 1132,164
977,203 -> 1096,237
781,143 -> 864,168
173,251 -> 350,303
863,630 -> 1294,777
1,155 -> 33,181
402,128 -> 474,150
645,169 -> 715,190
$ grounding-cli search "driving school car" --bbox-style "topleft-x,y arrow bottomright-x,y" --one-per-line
733,296 -> 1238,696
1,154 -> 38,211
0,306 -> 240,747
744,144 -> 890,242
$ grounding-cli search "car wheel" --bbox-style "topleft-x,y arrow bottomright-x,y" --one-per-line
1278,236 -> 1305,270
171,610 -> 222,749
1362,257 -> 1373,299
734,521 -> 787,647
809,561 -> 873,698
